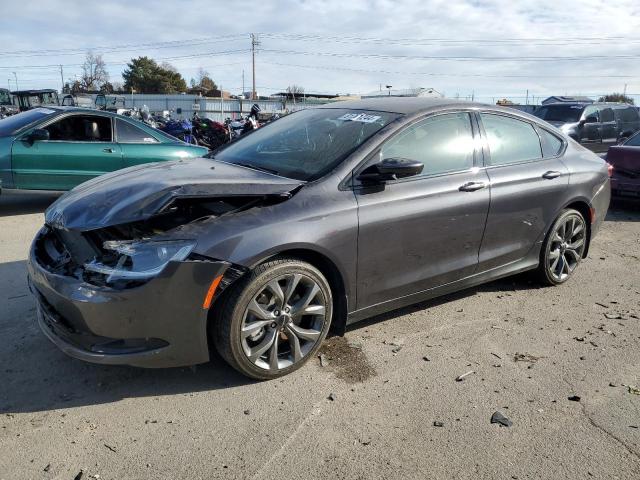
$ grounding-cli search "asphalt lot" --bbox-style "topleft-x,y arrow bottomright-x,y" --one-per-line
0,190 -> 639,480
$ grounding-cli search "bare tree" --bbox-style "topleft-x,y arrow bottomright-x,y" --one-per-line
80,51 -> 109,91
286,85 -> 304,100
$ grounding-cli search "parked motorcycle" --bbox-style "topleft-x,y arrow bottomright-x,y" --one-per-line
158,117 -> 197,144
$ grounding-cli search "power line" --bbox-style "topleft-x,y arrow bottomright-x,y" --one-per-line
260,48 -> 640,62
0,34 -> 249,57
262,61 -> 639,79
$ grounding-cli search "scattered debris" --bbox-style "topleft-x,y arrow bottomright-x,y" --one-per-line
327,393 -> 337,401
318,336 -> 376,383
629,386 -> 640,395
491,352 -> 502,359
422,356 -> 430,362
243,409 -> 251,415
490,411 -> 512,427
74,471 -> 84,480
568,395 -> 581,402
513,352 -> 540,363
455,370 -> 475,382
609,382 -> 617,387
318,354 -> 328,367
491,325 -> 508,331
595,302 -> 609,309
104,443 -> 117,453
574,336 -> 585,342
392,345 -> 403,354
433,421 -> 445,427
43,464 -> 50,472
604,313 -> 622,320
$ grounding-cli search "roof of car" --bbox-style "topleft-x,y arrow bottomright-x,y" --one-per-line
317,97 -> 485,115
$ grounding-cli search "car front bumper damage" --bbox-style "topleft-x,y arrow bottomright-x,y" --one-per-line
28,230 -> 232,368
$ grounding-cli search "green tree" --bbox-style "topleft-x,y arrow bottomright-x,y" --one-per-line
598,93 -> 635,104
122,57 -> 187,93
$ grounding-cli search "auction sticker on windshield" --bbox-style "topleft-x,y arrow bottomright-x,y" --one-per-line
337,113 -> 382,123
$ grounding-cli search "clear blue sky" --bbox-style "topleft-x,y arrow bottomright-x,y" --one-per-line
2,0 -> 639,103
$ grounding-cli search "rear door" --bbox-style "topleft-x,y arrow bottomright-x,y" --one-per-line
600,107 -> 617,143
579,105 -> 602,142
476,112 -> 569,272
355,111 -> 490,308
11,113 -> 122,190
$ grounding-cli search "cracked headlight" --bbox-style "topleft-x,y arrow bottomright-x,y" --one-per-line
84,239 -> 196,282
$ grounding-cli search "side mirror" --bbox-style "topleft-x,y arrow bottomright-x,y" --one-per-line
357,157 -> 424,183
27,128 -> 49,144
583,114 -> 598,124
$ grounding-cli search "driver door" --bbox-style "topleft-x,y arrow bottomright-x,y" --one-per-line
354,112 -> 490,309
11,113 -> 122,190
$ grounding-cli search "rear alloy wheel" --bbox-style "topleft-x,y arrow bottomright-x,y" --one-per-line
538,208 -> 587,285
213,258 -> 332,379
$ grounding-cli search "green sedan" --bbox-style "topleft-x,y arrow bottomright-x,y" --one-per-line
0,107 -> 208,192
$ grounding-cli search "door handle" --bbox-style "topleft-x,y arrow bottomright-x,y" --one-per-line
102,148 -> 115,153
459,181 -> 487,192
542,170 -> 562,179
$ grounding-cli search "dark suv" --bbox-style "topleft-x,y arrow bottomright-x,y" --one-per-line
534,102 -> 640,144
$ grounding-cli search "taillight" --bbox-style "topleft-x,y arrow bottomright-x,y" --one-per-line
606,163 -> 614,177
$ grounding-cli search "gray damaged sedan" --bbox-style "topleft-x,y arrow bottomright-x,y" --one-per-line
28,98 -> 611,379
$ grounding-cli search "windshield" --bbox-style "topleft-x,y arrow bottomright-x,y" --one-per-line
212,108 -> 400,181
534,104 -> 585,123
0,108 -> 57,136
0,90 -> 11,106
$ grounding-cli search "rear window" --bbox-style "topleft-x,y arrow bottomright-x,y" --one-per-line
116,119 -> 158,143
481,114 -> 542,166
625,133 -> 640,146
0,108 -> 57,136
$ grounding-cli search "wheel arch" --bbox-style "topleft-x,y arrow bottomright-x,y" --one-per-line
562,199 -> 593,257
249,247 -> 350,336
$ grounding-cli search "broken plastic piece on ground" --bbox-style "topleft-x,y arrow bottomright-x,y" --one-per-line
455,370 -> 474,381
568,395 -> 581,402
490,411 -> 512,427
628,386 -> 640,395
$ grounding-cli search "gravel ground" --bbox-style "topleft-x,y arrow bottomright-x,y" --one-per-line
0,190 -> 639,480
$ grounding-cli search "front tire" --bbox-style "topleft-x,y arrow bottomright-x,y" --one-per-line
537,208 -> 587,286
212,258 -> 333,380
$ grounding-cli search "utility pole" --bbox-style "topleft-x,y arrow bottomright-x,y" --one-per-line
251,34 -> 260,100
525,89 -> 529,105
624,83 -> 628,95
60,65 -> 64,92
242,69 -> 245,97
13,72 -> 18,91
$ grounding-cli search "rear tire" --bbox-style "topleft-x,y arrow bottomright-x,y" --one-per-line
537,208 -> 587,286
212,257 -> 332,380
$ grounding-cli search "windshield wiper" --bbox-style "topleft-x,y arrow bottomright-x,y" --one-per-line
234,162 -> 280,176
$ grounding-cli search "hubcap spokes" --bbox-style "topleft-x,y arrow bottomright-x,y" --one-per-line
548,215 -> 586,282
241,274 -> 326,371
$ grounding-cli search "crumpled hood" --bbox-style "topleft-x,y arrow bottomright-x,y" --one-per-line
45,157 -> 304,231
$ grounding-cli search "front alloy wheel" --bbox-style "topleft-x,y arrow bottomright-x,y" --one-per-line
539,209 -> 587,285
213,258 -> 332,379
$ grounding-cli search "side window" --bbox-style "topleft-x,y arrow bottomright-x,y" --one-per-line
583,105 -> 599,121
45,115 -> 112,142
380,112 -> 474,177
600,108 -> 614,122
538,128 -> 564,157
116,119 -> 158,143
621,107 -> 639,122
480,114 -> 542,166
